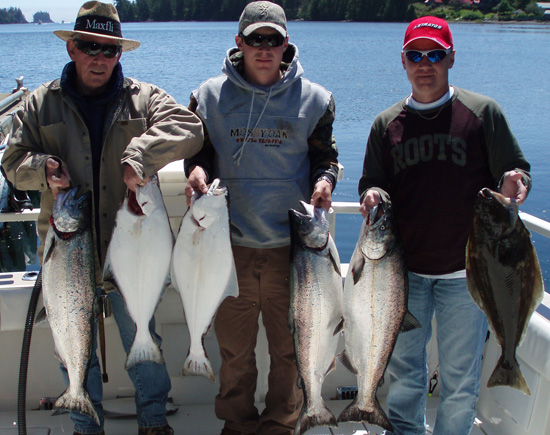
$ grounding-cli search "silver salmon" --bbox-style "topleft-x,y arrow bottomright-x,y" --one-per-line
289,201 -> 344,435
338,200 -> 419,432
171,179 -> 238,382
105,175 -> 173,369
466,187 -> 544,395
42,187 -> 99,425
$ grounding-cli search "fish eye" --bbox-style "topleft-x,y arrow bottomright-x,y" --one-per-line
380,224 -> 386,231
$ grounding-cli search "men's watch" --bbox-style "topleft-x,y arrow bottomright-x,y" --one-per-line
316,175 -> 333,189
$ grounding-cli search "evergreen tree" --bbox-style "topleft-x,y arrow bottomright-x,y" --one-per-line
134,0 -> 150,21
33,11 -> 53,23
173,0 -> 185,20
151,0 -> 173,21
116,0 -> 136,22
0,7 -> 27,24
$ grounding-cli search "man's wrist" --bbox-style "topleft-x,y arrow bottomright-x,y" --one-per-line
316,175 -> 333,188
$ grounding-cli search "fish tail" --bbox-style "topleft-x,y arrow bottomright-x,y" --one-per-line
182,352 -> 215,382
54,388 -> 100,425
294,402 -> 337,435
126,339 -> 164,369
337,398 -> 393,432
488,355 -> 531,395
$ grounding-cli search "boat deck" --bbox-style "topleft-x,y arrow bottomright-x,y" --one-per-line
0,396 -> 485,435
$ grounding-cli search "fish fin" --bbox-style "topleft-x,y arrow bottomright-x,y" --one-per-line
35,307 -> 47,325
294,400 -> 337,435
323,357 -> 338,378
488,355 -> 531,395
288,310 -> 296,335
296,375 -> 305,390
337,397 -> 393,432
350,255 -> 365,285
125,338 -> 164,369
333,317 -> 345,336
328,247 -> 341,276
337,350 -> 357,374
224,265 -> 240,299
54,388 -> 100,425
400,311 -> 421,333
43,237 -> 56,264
102,255 -> 114,282
182,352 -> 216,382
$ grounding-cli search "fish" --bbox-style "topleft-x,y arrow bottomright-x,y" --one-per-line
338,200 -> 420,432
288,201 -> 344,435
104,175 -> 173,369
171,178 -> 239,382
466,187 -> 544,395
42,187 -> 99,425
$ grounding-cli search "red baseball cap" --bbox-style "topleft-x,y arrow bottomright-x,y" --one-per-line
403,16 -> 453,50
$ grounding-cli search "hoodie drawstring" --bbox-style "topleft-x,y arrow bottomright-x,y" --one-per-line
233,86 -> 273,165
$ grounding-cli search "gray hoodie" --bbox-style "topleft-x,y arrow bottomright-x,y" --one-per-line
191,44 -> 334,248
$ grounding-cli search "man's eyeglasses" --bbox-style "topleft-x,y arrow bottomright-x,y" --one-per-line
240,33 -> 286,47
74,39 -> 122,58
404,49 -> 451,64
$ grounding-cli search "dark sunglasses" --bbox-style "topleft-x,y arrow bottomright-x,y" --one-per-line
240,32 -> 286,47
404,49 -> 451,63
74,39 -> 122,58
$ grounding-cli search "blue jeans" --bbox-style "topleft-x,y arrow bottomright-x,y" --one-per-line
385,273 -> 488,435
60,289 -> 171,433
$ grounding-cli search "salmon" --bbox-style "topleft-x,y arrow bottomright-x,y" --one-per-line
42,187 -> 99,425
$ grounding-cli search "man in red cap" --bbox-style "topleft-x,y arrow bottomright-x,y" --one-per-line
358,16 -> 531,435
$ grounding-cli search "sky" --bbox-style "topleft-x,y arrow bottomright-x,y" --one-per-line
2,0 -> 95,23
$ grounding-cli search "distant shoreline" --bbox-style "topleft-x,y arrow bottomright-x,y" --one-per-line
2,18 -> 549,26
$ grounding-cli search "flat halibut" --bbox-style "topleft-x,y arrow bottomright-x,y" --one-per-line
466,188 -> 544,395
105,175 -> 173,368
171,179 -> 238,382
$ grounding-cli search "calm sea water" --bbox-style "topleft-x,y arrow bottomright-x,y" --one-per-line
1,21 -> 549,287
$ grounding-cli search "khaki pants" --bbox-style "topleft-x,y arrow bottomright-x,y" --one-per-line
214,245 -> 302,435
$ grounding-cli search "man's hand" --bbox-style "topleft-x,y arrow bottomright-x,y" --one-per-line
46,158 -> 71,199
360,189 -> 381,218
311,179 -> 332,211
185,166 -> 209,207
501,170 -> 528,205
124,164 -> 149,192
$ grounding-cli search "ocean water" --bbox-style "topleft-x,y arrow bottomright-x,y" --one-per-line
0,20 -> 549,287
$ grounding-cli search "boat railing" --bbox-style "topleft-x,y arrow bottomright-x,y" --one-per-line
328,201 -> 550,240
3,201 -> 549,238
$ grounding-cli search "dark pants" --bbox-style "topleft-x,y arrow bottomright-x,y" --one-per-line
214,245 -> 302,435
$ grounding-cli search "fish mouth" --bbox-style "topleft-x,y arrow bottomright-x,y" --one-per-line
366,201 -> 388,227
59,186 -> 90,208
479,188 -> 519,230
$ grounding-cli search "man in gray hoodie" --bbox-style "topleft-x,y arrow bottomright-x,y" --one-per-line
184,2 -> 339,434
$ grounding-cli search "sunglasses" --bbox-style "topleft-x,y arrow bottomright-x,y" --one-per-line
240,33 -> 286,47
74,39 -> 122,58
404,49 -> 451,63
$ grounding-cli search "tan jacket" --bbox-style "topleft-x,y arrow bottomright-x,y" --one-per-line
2,77 -> 203,284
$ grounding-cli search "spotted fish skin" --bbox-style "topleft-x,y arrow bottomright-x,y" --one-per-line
338,200 -> 418,433
466,187 -> 544,395
42,187 -> 99,425
289,201 -> 344,435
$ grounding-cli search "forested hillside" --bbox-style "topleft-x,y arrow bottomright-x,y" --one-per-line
114,0 -> 544,22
